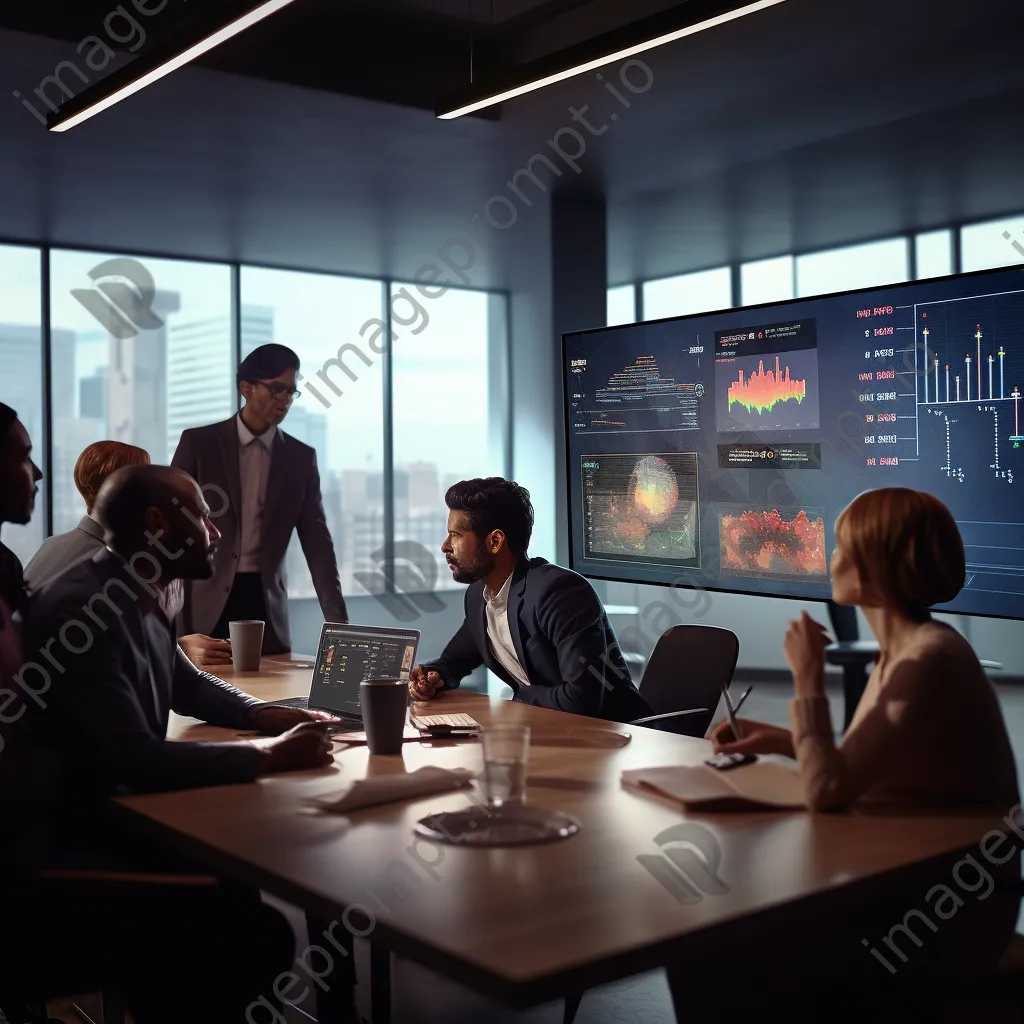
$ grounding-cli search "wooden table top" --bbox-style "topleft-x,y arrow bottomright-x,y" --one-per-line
116,656 -> 1009,1006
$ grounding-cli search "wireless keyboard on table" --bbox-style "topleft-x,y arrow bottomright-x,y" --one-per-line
409,713 -> 482,732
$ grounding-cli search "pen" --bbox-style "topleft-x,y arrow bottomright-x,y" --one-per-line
721,684 -> 744,741
731,685 -> 753,716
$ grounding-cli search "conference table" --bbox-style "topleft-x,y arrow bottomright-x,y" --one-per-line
114,656 -> 1010,1022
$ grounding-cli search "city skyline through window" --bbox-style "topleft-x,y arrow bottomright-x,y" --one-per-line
240,268 -> 387,601
392,285 -> 509,592
1,245 -> 512,605
49,250 -> 235,536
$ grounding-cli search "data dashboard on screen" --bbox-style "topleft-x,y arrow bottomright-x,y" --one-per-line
563,266 -> 1024,620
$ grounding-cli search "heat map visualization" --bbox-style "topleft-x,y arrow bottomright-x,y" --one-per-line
718,507 -> 827,581
581,453 -> 700,568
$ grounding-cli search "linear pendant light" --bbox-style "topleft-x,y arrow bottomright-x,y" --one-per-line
48,0 -> 299,132
436,0 -> 789,119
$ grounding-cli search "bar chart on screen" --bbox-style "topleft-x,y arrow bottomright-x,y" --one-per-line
915,289 -> 1024,482
714,319 -> 821,432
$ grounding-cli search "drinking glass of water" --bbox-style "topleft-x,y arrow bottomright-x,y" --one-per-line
480,725 -> 530,809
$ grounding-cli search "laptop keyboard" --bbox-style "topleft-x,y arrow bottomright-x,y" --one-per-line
261,696 -> 361,730
264,696 -> 309,709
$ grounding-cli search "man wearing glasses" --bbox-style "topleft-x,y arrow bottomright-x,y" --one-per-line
172,344 -> 348,654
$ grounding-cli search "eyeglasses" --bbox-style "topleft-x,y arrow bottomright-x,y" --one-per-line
255,381 -> 301,399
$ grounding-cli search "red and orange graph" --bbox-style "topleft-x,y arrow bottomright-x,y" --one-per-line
720,509 -> 826,577
727,356 -> 807,415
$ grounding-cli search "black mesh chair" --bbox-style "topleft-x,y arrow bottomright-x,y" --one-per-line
629,624 -> 740,738
563,624 -> 741,1024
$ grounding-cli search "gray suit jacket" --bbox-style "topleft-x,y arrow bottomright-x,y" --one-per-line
171,415 -> 347,652
23,515 -> 105,593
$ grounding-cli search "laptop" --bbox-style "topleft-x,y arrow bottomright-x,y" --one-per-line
264,622 -> 420,729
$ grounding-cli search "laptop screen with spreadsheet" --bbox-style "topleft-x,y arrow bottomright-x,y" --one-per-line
308,622 -> 420,717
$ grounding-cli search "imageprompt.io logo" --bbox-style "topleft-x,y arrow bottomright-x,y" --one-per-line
637,823 -> 729,904
354,540 -> 447,622
72,257 -> 164,339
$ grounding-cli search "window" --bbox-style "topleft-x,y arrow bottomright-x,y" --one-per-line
796,238 -> 909,298
240,268 -> 386,602
391,286 -> 509,592
607,284 -> 637,325
49,250 -> 233,534
741,255 -> 794,306
915,230 -> 953,279
961,214 -> 1024,273
0,245 -> 44,564
643,267 -> 733,320
9,244 -> 513,611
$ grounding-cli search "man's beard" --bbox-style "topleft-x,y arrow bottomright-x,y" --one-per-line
165,527 -> 216,581
449,551 -> 493,585
183,545 -> 216,580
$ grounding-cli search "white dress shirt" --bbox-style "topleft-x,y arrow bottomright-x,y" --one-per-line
483,571 -> 531,687
236,414 -> 276,572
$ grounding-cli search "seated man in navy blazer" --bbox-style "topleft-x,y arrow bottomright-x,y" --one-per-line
409,478 -> 650,722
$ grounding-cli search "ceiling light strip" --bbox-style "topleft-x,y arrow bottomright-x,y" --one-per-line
50,0 -> 299,132
437,0 -> 788,119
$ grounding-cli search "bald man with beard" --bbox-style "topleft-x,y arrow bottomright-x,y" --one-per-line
25,463 -> 333,795
5,463 -> 343,1022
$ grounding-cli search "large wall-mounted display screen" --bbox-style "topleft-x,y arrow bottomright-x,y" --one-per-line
563,266 -> 1024,619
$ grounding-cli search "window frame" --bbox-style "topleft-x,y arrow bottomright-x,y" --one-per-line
641,265 -> 735,321
0,237 -> 512,598
608,212 -> 1024,327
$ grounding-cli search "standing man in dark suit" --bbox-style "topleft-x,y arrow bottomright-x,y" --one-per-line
172,343 -> 348,653
409,478 -> 651,723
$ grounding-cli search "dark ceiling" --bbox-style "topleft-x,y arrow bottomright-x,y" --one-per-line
3,0 -> 1021,147
0,0 -> 682,110
1,0 -> 1023,283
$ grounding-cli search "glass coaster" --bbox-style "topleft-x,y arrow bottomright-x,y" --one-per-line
414,804 -> 581,846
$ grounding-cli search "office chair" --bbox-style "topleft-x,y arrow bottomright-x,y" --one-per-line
0,988 -> 123,1024
628,624 -> 740,738
564,625 -> 741,1024
825,600 -> 869,731
2,871 -> 139,1024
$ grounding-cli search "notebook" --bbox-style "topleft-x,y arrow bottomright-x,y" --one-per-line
621,758 -> 806,810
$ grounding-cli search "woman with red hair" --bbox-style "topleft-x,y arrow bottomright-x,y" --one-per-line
713,486 -> 1017,809
672,488 -> 1019,1021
